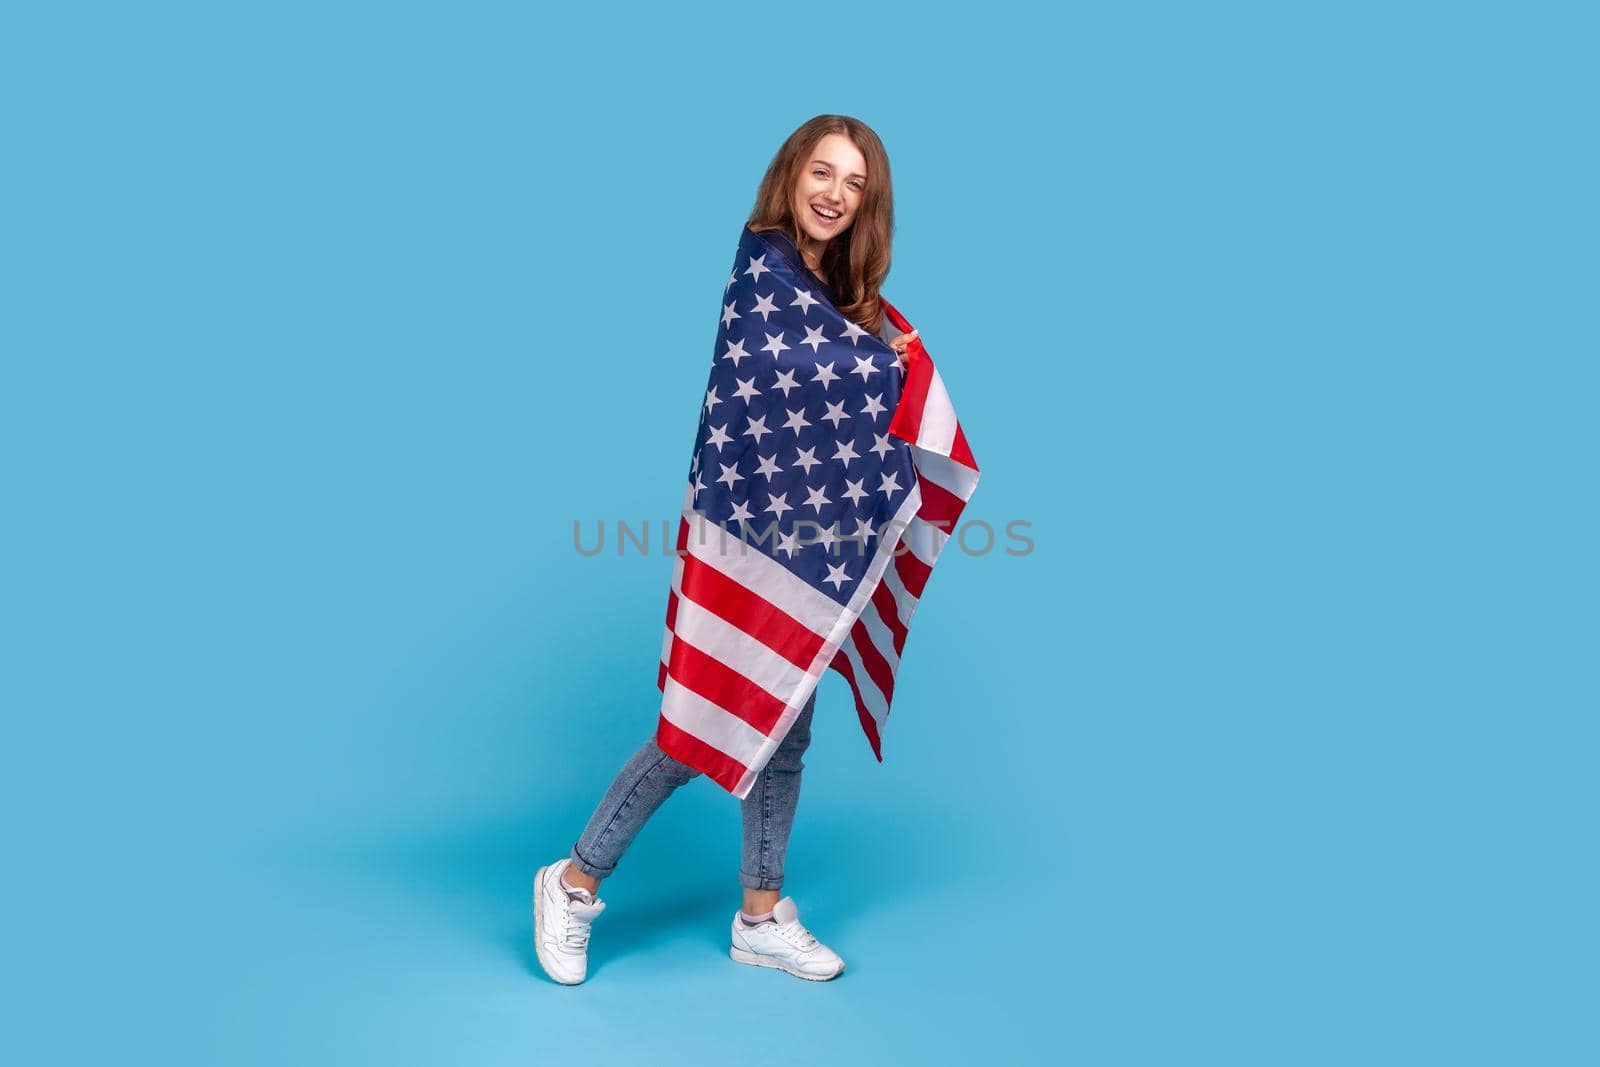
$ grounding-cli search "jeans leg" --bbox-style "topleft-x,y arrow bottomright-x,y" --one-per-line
739,689 -> 817,891
570,737 -> 700,880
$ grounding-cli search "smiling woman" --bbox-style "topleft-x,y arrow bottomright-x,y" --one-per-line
791,136 -> 867,252
530,114 -> 962,990
746,115 -> 896,339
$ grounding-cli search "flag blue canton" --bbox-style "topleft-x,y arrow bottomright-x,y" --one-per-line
686,226 -> 918,605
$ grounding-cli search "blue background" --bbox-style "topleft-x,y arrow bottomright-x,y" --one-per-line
4,2 -> 1593,1064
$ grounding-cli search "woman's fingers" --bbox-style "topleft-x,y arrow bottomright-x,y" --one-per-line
889,329 -> 919,369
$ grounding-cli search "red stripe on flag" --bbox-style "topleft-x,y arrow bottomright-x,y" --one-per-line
655,716 -> 748,793
916,475 -> 966,530
665,637 -> 787,734
850,618 -> 898,706
677,553 -> 824,669
870,579 -> 908,656
878,294 -> 978,471
657,660 -> 668,691
949,424 -> 977,470
829,649 -> 884,762
894,547 -> 932,599
889,349 -> 932,446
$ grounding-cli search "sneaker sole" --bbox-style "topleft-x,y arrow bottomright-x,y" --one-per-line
532,866 -> 583,986
729,945 -> 844,982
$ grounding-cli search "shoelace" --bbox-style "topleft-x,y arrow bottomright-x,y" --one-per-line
561,903 -> 595,951
777,919 -> 820,951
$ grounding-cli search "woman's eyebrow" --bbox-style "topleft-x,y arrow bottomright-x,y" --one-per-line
810,159 -> 867,181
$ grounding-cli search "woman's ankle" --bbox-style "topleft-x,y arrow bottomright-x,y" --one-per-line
741,888 -> 780,915
562,864 -> 602,894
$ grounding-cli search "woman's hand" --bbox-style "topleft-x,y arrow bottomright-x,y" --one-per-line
888,329 -> 919,370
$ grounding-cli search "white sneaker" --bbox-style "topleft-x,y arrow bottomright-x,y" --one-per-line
533,858 -> 606,985
729,896 -> 845,981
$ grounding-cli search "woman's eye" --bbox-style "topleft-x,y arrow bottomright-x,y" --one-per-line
849,181 -> 863,191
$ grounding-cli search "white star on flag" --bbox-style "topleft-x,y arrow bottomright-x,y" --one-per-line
792,446 -> 821,473
716,462 -> 743,489
800,325 -> 828,353
822,562 -> 850,590
791,288 -> 819,314
763,491 -> 792,519
850,354 -> 879,382
733,377 -> 759,402
722,339 -> 749,366
833,439 -> 859,466
750,292 -> 779,321
742,414 -> 772,443
762,332 -> 790,356
722,301 -> 739,328
876,471 -> 901,497
782,408 -> 811,434
753,453 -> 783,478
743,254 -> 770,283
803,484 -> 831,514
811,362 -> 839,389
861,393 -> 886,418
705,423 -> 732,450
821,399 -> 849,427
772,369 -> 800,396
839,320 -> 868,345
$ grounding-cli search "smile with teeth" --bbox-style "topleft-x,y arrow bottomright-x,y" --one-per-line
811,204 -> 842,222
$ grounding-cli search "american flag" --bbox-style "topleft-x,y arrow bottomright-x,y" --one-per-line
654,225 -> 980,798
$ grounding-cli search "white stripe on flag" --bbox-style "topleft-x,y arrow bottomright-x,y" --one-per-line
669,570 -> 815,700
904,516 -> 950,568
682,508 -> 842,633
914,447 -> 980,500
659,611 -> 676,668
836,631 -> 890,728
918,369 -> 959,455
856,596 -> 902,675
659,674 -> 771,767
879,558 -> 919,628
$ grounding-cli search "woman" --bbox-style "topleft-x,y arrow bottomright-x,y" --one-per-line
533,115 -> 918,986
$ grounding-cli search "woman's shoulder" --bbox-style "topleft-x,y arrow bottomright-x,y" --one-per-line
751,225 -> 801,265
751,226 -> 837,303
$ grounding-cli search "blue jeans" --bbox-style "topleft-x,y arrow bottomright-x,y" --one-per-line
570,689 -> 817,891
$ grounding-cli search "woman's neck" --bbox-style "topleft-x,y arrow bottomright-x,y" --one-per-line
796,231 -> 829,281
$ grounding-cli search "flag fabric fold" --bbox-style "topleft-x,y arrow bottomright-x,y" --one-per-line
654,225 -> 980,798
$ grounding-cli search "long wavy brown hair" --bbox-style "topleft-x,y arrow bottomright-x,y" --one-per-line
747,114 -> 894,337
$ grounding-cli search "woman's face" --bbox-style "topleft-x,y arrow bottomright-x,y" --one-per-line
790,132 -> 868,249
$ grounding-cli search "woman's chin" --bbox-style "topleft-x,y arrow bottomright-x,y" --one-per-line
799,220 -> 846,246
